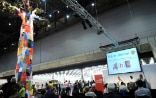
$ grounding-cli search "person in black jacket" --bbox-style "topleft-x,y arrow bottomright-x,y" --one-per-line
72,83 -> 79,96
45,86 -> 57,98
1,77 -> 20,98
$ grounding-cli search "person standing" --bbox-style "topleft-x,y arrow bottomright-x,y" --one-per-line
138,74 -> 145,81
119,82 -> 129,95
104,83 -> 108,94
136,74 -> 149,88
130,76 -> 135,83
127,76 -> 137,91
19,85 -> 26,98
117,76 -> 123,87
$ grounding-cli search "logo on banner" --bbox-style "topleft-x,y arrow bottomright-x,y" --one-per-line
95,79 -> 103,83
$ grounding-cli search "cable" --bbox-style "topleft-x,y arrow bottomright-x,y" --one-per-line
154,36 -> 156,47
93,0 -> 98,21
126,0 -> 133,19
126,0 -> 133,34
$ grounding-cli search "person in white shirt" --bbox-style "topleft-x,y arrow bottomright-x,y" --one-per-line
117,76 -> 123,87
104,83 -> 108,94
119,82 -> 129,95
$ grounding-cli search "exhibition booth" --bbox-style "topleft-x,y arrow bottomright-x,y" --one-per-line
31,48 -> 156,89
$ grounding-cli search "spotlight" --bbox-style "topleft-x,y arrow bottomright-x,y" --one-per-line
82,20 -> 87,29
97,30 -> 103,35
85,19 -> 92,28
97,28 -> 103,35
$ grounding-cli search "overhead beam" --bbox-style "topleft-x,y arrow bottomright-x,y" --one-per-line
61,0 -> 119,47
0,43 -> 152,78
99,37 -> 139,50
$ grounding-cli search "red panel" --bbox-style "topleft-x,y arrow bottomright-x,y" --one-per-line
94,74 -> 104,93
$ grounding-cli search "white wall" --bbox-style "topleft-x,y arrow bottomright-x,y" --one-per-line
103,64 -> 156,89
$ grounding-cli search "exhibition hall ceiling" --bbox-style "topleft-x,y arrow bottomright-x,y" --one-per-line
0,0 -> 155,57
0,0 -> 129,56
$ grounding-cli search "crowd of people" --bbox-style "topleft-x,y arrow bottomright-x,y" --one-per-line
0,74 -> 153,98
103,74 -> 152,98
0,78 -> 97,98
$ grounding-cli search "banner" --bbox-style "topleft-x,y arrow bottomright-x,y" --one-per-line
94,74 -> 104,93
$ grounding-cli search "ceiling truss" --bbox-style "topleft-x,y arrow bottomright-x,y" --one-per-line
61,0 -> 119,47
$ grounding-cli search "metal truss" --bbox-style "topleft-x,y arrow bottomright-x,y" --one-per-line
61,0 -> 119,47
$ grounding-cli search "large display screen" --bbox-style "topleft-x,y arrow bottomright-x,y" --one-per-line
106,48 -> 141,75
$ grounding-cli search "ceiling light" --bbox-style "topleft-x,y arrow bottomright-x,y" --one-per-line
11,43 -> 14,46
66,14 -> 70,19
4,47 -> 7,50
57,10 -> 60,14
47,24 -> 51,28
49,14 -> 52,18
91,3 -> 95,7
9,23 -> 11,25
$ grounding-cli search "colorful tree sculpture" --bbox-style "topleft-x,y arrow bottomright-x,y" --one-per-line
13,0 -> 44,97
